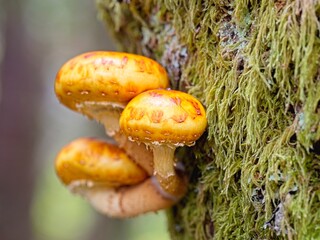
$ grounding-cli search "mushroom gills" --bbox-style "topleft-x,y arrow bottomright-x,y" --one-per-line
75,101 -> 125,136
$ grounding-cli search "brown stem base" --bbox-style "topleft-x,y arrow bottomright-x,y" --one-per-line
83,177 -> 179,218
154,170 -> 188,200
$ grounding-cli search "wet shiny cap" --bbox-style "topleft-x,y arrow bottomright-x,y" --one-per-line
55,51 -> 169,111
119,89 -> 207,147
55,138 -> 148,187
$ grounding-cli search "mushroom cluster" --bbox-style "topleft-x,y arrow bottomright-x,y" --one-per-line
54,51 -> 207,218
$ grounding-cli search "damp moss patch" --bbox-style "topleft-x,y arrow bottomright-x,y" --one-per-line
97,1 -> 320,239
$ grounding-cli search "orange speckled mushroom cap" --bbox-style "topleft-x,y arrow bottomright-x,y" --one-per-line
119,89 -> 207,146
55,138 -> 147,187
55,51 -> 169,111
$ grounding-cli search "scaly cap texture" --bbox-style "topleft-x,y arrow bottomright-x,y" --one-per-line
55,138 -> 147,187
120,89 -> 207,146
55,51 -> 169,111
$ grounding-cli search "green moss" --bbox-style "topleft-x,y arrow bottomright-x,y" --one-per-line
97,0 -> 320,239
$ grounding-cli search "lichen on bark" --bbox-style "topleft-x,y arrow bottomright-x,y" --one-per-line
96,0 -> 320,239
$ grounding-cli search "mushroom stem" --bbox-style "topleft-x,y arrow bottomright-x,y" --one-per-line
113,133 -> 153,175
76,177 -> 178,218
152,146 -> 176,178
77,102 -> 124,136
152,146 -> 187,198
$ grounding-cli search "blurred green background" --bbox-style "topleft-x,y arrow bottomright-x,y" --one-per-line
0,0 -> 169,239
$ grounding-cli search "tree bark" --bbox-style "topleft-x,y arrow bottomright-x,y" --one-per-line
96,1 -> 320,239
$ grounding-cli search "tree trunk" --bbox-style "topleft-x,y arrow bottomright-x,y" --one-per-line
96,1 -> 320,239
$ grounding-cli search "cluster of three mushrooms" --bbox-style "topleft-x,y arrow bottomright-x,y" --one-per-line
54,51 -> 207,217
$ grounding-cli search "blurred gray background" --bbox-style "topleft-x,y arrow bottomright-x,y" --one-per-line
0,0 -> 168,239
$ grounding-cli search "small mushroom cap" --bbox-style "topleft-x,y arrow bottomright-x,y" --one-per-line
119,89 -> 207,146
55,138 -> 148,187
55,51 -> 169,111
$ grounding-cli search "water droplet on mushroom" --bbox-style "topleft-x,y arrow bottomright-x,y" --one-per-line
106,129 -> 115,136
66,91 -> 72,96
80,90 -> 89,95
128,136 -> 134,142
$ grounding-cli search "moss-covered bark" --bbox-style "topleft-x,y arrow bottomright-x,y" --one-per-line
96,1 -> 320,239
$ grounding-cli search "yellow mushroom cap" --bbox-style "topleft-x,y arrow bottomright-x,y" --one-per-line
119,89 -> 207,146
55,138 -> 148,187
54,51 -> 169,111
